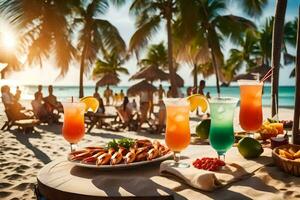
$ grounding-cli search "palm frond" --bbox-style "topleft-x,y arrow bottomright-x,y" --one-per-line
238,0 -> 268,17
214,15 -> 256,44
95,19 -> 126,55
129,15 -> 161,53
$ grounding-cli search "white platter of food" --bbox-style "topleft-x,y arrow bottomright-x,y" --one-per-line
68,139 -> 172,169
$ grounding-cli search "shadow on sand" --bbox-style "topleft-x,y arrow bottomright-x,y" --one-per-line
9,129 -> 51,164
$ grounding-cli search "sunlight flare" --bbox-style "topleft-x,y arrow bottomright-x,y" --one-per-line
0,29 -> 17,51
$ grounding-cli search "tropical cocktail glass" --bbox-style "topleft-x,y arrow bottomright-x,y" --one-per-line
238,80 -> 263,136
164,98 -> 190,168
62,102 -> 85,152
209,97 -> 238,161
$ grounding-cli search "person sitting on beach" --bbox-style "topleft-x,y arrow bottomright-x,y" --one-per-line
1,85 -> 15,107
43,85 -> 63,113
166,86 -> 172,98
31,93 -> 49,122
98,97 -> 105,114
93,86 -> 101,102
206,92 -> 211,99
158,84 -> 165,100
1,85 -> 32,120
103,85 -> 113,105
15,86 -> 21,102
118,96 -> 136,122
93,86 -> 105,113
35,85 -> 43,99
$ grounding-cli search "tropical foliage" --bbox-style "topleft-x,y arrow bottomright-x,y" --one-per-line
92,52 -> 129,79
139,42 -> 168,70
225,16 -> 298,82
74,0 -> 126,97
0,0 -> 79,76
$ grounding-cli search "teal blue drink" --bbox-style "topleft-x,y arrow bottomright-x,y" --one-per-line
209,97 -> 238,160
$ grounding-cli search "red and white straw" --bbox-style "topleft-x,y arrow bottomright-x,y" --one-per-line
260,67 -> 274,83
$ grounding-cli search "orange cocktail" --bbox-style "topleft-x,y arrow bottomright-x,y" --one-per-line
62,102 -> 85,151
164,98 -> 190,168
238,80 -> 263,133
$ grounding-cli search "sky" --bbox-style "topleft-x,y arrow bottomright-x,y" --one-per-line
0,0 -> 299,87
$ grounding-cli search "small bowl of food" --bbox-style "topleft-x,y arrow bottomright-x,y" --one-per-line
272,144 -> 300,176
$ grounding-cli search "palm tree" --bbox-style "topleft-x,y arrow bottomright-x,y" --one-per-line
224,29 -> 260,82
284,18 -> 298,77
271,0 -> 287,117
0,0 -> 79,76
139,42 -> 168,70
173,21 -> 212,89
92,52 -> 129,80
257,17 -> 274,67
128,0 -> 195,97
75,0 -> 126,97
175,0 -> 261,96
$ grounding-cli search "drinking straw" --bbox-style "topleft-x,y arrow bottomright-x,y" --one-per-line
71,96 -> 73,103
260,67 -> 274,83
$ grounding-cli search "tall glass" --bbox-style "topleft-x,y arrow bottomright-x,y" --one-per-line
238,80 -> 263,136
62,102 -> 85,152
209,97 -> 238,161
164,98 -> 190,168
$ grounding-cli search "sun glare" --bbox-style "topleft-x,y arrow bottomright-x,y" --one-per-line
1,30 -> 17,51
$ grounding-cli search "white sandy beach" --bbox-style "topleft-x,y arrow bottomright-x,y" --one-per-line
0,101 -> 295,200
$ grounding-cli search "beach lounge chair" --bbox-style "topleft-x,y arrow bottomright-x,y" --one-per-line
1,109 -> 39,133
114,107 -> 140,131
85,112 -> 117,132
150,109 -> 166,134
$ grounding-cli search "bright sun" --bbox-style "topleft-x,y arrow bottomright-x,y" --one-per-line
1,30 -> 17,51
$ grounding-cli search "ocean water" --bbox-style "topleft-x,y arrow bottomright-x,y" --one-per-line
14,85 -> 295,108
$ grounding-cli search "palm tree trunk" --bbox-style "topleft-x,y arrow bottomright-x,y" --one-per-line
206,30 -> 221,97
166,0 -> 177,97
79,44 -> 87,98
271,0 -> 287,117
292,8 -> 300,144
193,64 -> 198,89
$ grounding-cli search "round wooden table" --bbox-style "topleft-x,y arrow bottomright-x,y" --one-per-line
37,158 -> 177,200
37,145 -> 292,200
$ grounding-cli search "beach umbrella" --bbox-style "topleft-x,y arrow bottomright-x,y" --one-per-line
127,80 -> 157,96
165,72 -> 184,87
96,73 -> 120,87
233,65 -> 272,82
130,65 -> 169,82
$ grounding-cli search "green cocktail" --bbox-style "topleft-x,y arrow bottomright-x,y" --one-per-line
209,97 -> 238,160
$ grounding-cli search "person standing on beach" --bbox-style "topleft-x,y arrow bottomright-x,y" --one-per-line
119,90 -> 125,102
158,84 -> 165,100
14,86 -> 21,102
103,85 -> 112,105
166,86 -> 172,98
35,85 -> 43,99
198,80 -> 206,96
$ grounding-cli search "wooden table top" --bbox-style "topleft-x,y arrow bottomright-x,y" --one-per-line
37,145 -> 299,200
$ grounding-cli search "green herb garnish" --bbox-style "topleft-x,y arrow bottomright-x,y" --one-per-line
106,138 -> 135,150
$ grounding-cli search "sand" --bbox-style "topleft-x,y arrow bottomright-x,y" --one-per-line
0,101 -> 295,200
